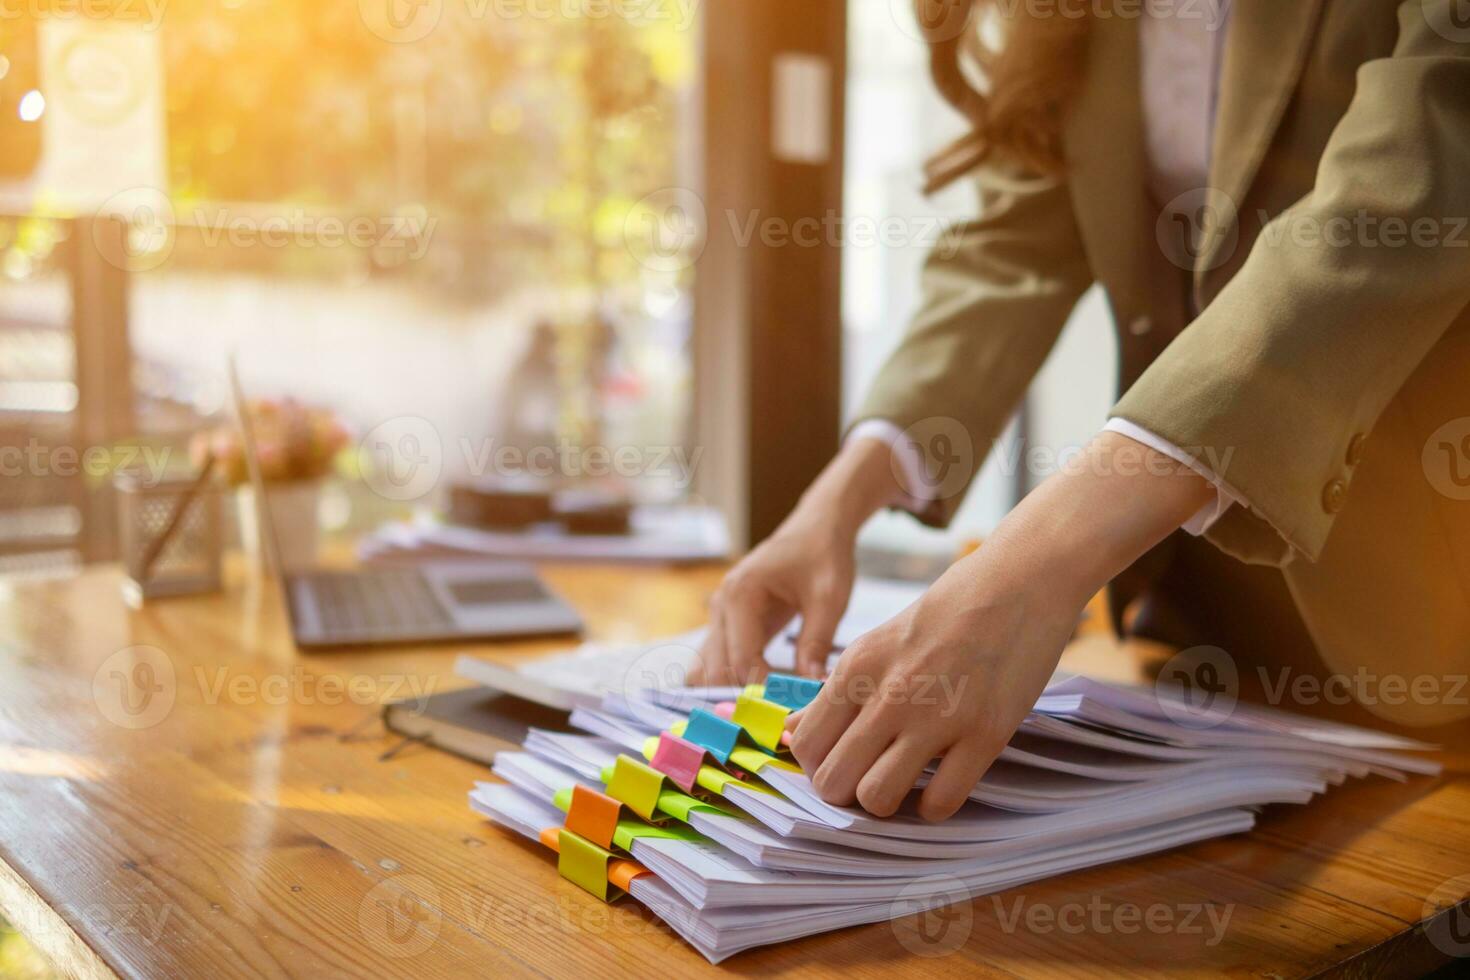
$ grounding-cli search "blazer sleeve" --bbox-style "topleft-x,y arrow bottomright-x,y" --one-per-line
1112,0 -> 1470,565
851,162 -> 1093,527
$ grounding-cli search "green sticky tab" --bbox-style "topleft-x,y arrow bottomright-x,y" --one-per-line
615,817 -> 700,847
732,694 -> 790,751
557,829 -> 612,901
604,754 -> 666,821
553,787 -> 573,811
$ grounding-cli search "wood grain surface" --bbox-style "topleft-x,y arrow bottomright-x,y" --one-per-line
0,556 -> 1467,978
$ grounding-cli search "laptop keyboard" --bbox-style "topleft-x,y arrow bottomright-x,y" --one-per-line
305,568 -> 456,637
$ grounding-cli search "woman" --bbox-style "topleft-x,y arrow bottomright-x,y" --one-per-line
688,0 -> 1470,822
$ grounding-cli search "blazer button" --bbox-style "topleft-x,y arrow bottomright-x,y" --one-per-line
1346,433 -> 1367,466
1129,316 -> 1152,336
1322,478 -> 1347,514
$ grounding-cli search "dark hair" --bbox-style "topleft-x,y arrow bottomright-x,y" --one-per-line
919,0 -> 1093,193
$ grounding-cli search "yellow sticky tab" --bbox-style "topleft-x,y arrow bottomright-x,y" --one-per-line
696,764 -> 737,795
732,694 -> 789,751
729,744 -> 802,774
641,736 -> 660,761
741,683 -> 766,701
557,829 -> 613,902
605,754 -> 666,821
670,720 -> 688,738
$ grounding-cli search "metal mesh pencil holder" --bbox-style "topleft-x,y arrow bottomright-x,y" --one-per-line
115,469 -> 223,603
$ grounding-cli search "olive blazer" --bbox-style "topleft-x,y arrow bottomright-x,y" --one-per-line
855,0 -> 1470,724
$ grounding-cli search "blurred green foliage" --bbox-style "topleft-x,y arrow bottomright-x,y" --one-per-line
160,3 -> 694,294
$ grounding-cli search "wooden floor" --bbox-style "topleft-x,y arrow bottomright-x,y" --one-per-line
0,558 -> 1467,978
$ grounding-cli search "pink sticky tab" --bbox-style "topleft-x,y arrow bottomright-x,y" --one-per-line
713,701 -> 735,720
650,733 -> 705,793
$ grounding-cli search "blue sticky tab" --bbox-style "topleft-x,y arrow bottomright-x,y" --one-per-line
763,673 -> 822,711
683,708 -> 741,764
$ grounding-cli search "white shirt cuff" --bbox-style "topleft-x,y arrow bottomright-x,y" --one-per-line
846,418 -> 935,513
1104,418 -> 1246,535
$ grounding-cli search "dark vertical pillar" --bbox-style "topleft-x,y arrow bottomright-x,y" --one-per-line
694,0 -> 846,547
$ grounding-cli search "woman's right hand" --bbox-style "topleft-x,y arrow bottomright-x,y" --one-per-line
688,511 -> 857,686
688,436 -> 907,686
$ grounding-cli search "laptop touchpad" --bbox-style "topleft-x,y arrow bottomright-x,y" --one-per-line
446,578 -> 551,606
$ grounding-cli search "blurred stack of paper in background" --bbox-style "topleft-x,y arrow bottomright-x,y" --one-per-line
358,504 -> 730,565
470,670 -> 1439,962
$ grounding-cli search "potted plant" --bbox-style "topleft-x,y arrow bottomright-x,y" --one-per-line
190,399 -> 347,571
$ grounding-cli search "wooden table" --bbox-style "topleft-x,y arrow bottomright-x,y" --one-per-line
1,557 -> 1468,979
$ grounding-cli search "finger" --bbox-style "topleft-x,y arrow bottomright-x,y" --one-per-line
700,605 -> 735,687
856,733 -> 942,818
722,596 -> 773,687
778,706 -> 805,748
788,679 -> 861,773
810,707 -> 900,806
793,600 -> 842,679
687,625 -> 713,686
918,735 -> 999,822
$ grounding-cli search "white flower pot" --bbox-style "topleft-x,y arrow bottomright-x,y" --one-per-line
236,480 -> 321,573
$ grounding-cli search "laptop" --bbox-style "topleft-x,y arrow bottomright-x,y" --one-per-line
228,359 -> 583,649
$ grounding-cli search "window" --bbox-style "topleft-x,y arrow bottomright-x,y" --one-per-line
1,6 -> 702,558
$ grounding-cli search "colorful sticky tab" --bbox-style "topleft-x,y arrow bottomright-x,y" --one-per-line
657,790 -> 734,822
598,761 -> 736,824
552,788 -> 703,848
564,784 -> 622,849
557,829 -> 615,901
728,744 -> 802,775
732,694 -> 790,751
696,767 -> 736,794
605,754 -> 666,821
683,708 -> 743,764
606,857 -> 649,895
617,817 -> 701,845
550,828 -> 650,902
763,673 -> 823,711
741,683 -> 766,701
650,733 -> 706,793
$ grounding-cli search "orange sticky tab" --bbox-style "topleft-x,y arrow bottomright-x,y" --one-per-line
565,784 -> 622,849
539,826 -> 561,850
608,858 -> 650,893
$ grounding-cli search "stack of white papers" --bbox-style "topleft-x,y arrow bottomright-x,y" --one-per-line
453,577 -> 929,709
469,663 -> 1438,962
